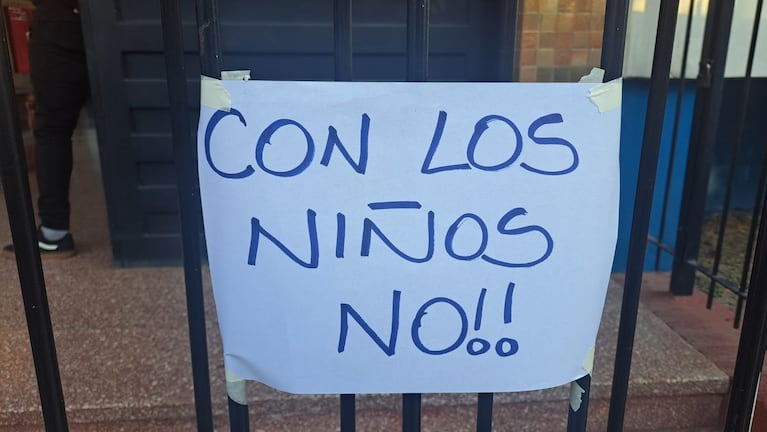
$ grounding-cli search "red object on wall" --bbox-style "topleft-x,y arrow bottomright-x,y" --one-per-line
5,7 -> 33,74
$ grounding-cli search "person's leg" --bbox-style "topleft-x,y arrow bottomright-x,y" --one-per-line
29,20 -> 89,233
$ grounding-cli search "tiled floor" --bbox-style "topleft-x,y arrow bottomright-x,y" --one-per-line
0,126 -> 750,431
626,272 -> 767,430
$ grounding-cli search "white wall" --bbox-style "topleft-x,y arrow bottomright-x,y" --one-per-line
623,0 -> 767,78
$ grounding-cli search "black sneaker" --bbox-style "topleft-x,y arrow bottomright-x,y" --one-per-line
2,227 -> 77,260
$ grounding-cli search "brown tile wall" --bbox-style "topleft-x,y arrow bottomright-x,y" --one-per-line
517,0 -> 606,82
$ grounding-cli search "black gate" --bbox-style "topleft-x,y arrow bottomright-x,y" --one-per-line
2,0 -> 766,431
665,0 -> 767,329
636,0 -> 767,429
643,0 -> 767,332
640,0 -> 767,429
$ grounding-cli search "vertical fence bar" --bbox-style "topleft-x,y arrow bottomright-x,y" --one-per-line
402,393 -> 422,432
496,0 -> 518,81
340,394 -> 356,432
670,0 -> 736,296
600,0 -> 630,81
557,2 -> 630,430
706,0 -> 763,314
476,393 -> 493,432
567,375 -> 591,432
403,2 -> 428,430
159,1 -> 215,431
0,10 -> 69,432
334,0 -> 353,81
224,373 -> 249,432
198,0 -> 252,426
724,194 -> 767,431
737,149 -> 767,326
196,0 -> 222,78
333,3 -> 355,429
729,0 -> 764,327
736,0 -> 766,326
227,390 -> 249,432
194,0 -> 252,429
406,0 -> 429,82
606,0 -> 680,429
653,0 -> 696,270
707,163 -> 740,309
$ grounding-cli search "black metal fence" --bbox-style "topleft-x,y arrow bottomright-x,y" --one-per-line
647,0 -> 766,330
2,0 -> 767,431
643,0 -> 767,429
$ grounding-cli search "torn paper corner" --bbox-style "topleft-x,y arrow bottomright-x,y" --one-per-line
582,346 -> 595,374
569,381 -> 586,412
225,369 -> 248,405
578,67 -> 605,83
587,78 -> 622,113
221,70 -> 251,81
200,75 -> 232,111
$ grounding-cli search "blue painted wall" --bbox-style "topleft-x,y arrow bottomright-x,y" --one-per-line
613,79 -> 696,273
613,78 -> 767,273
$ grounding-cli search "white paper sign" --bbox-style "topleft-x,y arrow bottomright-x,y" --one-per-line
197,80 -> 620,394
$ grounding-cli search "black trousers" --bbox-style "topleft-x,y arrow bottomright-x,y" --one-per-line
29,18 -> 89,230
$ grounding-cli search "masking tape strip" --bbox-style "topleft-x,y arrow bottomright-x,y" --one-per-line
221,70 -> 251,81
200,75 -> 231,111
578,67 -> 605,84
569,381 -> 586,412
225,369 -> 248,406
588,78 -> 622,113
583,346 -> 595,374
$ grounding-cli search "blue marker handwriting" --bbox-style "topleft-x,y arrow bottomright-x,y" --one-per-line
338,283 -> 518,357
203,106 -> 575,358
247,203 -> 553,269
203,108 -> 578,179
